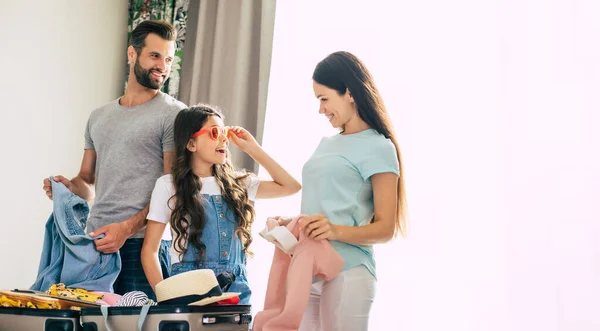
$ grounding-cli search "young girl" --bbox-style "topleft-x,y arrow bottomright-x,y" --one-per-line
141,104 -> 301,304
293,51 -> 408,330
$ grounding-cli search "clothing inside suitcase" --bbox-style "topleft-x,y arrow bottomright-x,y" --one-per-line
3,289 -> 100,309
80,304 -> 251,331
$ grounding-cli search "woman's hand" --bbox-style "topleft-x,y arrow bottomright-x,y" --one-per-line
267,216 -> 294,226
227,126 -> 259,153
299,214 -> 338,241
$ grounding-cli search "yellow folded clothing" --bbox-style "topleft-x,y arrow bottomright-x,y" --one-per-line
0,294 -> 60,309
47,283 -> 103,303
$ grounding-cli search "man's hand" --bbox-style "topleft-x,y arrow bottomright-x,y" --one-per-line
42,175 -> 73,200
90,223 -> 131,253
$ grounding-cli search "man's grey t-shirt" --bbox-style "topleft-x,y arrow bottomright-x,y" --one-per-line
84,92 -> 186,238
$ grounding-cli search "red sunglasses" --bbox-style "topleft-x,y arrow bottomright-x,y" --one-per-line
191,126 -> 230,140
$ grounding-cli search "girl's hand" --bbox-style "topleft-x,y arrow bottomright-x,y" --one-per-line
299,214 -> 338,241
228,126 -> 260,153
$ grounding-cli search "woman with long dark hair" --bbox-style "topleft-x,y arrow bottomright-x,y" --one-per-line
296,51 -> 407,330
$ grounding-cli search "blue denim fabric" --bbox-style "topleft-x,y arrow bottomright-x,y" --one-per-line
31,177 -> 121,292
170,194 -> 251,304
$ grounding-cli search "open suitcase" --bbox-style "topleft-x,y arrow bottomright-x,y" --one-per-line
80,304 -> 251,331
0,289 -> 95,331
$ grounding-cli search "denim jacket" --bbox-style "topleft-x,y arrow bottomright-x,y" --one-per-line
170,194 -> 251,304
30,177 -> 121,292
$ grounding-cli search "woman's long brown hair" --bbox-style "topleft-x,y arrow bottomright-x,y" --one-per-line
313,51 -> 408,237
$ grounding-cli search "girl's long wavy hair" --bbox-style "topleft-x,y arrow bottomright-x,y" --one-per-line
170,104 -> 255,265
313,51 -> 408,237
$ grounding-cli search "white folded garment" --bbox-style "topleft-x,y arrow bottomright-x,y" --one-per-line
259,219 -> 298,254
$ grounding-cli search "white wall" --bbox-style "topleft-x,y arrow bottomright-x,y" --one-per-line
0,1 -> 128,288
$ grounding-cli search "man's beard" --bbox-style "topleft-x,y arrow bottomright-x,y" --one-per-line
133,60 -> 166,90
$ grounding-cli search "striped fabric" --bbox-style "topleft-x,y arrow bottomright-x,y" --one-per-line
115,291 -> 157,307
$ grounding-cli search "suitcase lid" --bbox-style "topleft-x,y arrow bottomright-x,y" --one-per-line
80,304 -> 251,316
10,289 -> 101,307
2,289 -> 99,309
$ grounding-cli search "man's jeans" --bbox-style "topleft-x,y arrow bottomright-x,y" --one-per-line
113,238 -> 171,301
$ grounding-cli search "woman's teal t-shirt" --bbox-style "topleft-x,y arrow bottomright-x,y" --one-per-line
301,128 -> 399,278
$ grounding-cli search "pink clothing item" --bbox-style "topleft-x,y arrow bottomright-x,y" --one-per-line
92,291 -> 122,306
253,215 -> 345,331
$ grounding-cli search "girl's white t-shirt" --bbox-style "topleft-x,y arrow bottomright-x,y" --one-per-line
146,174 -> 260,242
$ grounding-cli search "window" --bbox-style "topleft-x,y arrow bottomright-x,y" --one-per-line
248,1 -> 599,330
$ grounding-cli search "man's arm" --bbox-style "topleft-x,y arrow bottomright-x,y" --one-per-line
44,150 -> 97,201
163,151 -> 174,175
70,149 -> 97,201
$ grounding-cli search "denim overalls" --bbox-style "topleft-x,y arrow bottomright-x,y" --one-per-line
31,177 -> 121,292
170,194 -> 251,304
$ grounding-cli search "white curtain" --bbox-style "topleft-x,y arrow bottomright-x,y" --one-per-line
247,1 -> 600,330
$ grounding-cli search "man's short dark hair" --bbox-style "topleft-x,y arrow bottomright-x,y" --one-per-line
129,20 -> 176,54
